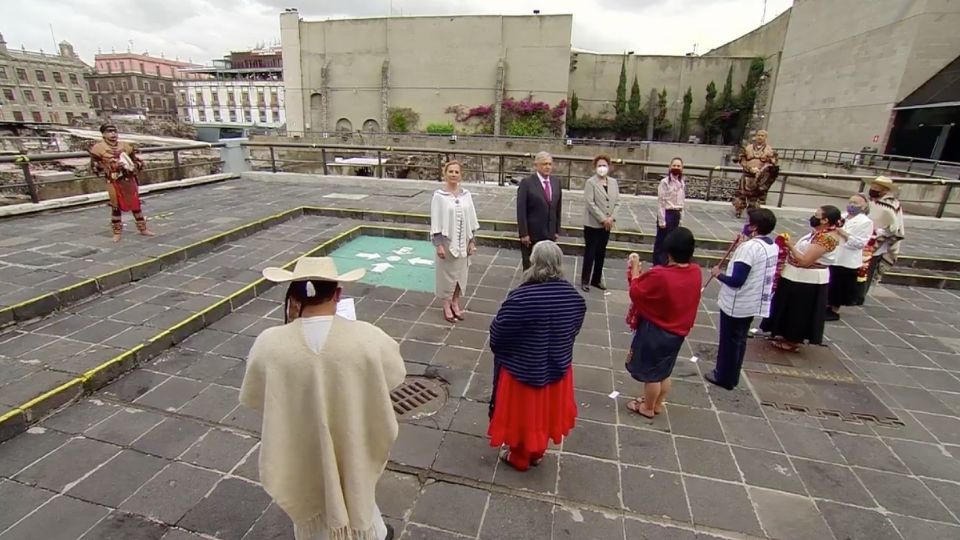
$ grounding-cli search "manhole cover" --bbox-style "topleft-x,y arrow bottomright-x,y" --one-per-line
391,376 -> 448,420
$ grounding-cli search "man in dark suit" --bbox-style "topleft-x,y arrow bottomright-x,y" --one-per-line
517,151 -> 562,269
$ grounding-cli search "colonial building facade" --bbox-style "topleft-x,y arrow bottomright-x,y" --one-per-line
0,34 -> 95,125
87,53 -> 201,121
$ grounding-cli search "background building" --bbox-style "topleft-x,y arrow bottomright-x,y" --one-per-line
0,34 -> 94,125
175,48 -> 285,139
88,52 -> 201,121
281,12 -> 572,135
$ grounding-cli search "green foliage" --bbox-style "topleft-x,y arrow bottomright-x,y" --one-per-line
614,56 -> 628,122
679,87 -> 693,141
628,76 -> 641,119
699,81 -> 719,144
569,92 -> 579,122
654,88 -> 672,140
505,116 -> 547,137
426,122 -> 455,134
734,57 -> 766,143
387,107 -> 419,133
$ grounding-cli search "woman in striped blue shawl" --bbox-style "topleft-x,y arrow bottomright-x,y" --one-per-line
487,241 -> 587,471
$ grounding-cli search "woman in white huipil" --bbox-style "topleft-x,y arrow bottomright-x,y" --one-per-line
431,160 -> 480,323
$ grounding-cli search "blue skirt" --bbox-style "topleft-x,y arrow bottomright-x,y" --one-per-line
625,317 -> 685,383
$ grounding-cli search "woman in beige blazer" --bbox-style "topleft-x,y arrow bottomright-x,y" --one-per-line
581,154 -> 620,291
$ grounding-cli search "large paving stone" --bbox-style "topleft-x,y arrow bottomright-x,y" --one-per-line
718,412 -> 782,451
391,424 -> 443,469
665,404 -> 725,442
0,479 -> 54,531
770,422 -> 845,463
732,446 -> 806,495
78,511 -> 169,540
492,451 -> 558,495
131,416 -> 210,459
69,449 -> 168,507
432,431 -> 498,482
684,476 -> 762,536
240,503 -> 294,540
178,477 -> 272,540
557,454 -> 621,509
409,481 -> 488,537
817,501 -> 901,540
553,506 -> 624,540
790,457 -> 875,506
827,432 -> 910,474
0,495 -> 110,540
84,407 -> 166,446
478,493 -> 554,540
854,468 -> 954,522
40,399 -> 122,434
617,426 -> 679,471
120,462 -> 221,524
562,419 -> 618,460
14,436 -> 120,491
675,437 -> 740,482
749,487 -> 833,540
620,465 -> 689,523
180,428 -> 257,473
0,427 -> 70,477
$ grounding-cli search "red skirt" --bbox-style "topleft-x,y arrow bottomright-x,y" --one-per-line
487,367 -> 577,455
110,178 -> 142,212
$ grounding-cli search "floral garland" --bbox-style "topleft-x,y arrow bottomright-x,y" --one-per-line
773,233 -> 790,293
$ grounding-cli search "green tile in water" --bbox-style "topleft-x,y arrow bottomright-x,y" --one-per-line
328,235 -> 437,293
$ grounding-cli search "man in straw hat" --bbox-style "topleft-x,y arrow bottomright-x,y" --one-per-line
241,257 -> 405,540
857,176 -> 905,303
89,123 -> 154,242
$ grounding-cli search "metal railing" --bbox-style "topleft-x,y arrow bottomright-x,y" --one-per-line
244,141 -> 960,218
0,143 -> 224,204
780,148 -> 960,179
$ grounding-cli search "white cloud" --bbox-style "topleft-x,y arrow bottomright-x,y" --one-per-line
0,0 -> 793,64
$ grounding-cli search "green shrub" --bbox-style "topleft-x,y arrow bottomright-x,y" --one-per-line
426,122 -> 455,134
387,107 -> 419,133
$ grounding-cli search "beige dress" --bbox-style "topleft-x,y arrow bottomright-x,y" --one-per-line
431,188 -> 480,298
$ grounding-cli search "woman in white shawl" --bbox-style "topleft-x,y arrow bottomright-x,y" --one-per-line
431,160 -> 480,323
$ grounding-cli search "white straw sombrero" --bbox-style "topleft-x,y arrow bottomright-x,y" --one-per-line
262,257 -> 366,283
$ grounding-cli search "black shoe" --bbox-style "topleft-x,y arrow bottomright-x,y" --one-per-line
581,283 -> 590,292
385,523 -> 395,540
591,282 -> 607,291
704,371 -> 734,391
824,310 -> 840,322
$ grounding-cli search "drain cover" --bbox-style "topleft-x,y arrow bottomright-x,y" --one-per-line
391,376 -> 448,420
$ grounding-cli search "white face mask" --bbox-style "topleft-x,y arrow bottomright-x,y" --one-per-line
596,165 -> 609,177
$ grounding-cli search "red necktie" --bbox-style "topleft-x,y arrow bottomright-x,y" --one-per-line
544,179 -> 552,204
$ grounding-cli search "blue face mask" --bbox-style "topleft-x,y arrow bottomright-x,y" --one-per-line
846,204 -> 863,216
741,223 -> 753,236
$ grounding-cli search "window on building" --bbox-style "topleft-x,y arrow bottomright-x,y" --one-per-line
259,110 -> 267,123
107,62 -> 112,74
92,95 -> 100,108
35,70 -> 46,83
108,81 -> 115,92
75,92 -> 83,103
32,111 -> 42,122
81,112 -> 89,119
0,66 -> 7,79
16,68 -> 28,82
42,91 -> 52,103
139,62 -> 145,73
52,71 -> 63,84
178,91 -> 186,105
229,110 -> 237,122
198,109 -> 207,122
89,79 -> 97,92
244,110 -> 252,122
162,98 -> 168,109
195,91 -> 203,105
112,97 -> 118,108
241,91 -> 250,105
66,112 -> 75,124
155,66 -> 161,76
24,89 -> 35,102
50,111 -> 60,124
211,92 -> 220,106
13,111 -> 24,122
124,97 -> 131,108
270,90 -> 278,106
120,62 -> 126,73
69,73 -> 78,85
121,80 -> 128,91
2,88 -> 14,101
59,91 -> 68,103
213,110 -> 221,121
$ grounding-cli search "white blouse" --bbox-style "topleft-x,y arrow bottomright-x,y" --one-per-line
430,188 -> 480,258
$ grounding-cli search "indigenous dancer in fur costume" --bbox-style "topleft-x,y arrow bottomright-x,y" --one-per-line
89,123 -> 154,242
733,130 -> 779,218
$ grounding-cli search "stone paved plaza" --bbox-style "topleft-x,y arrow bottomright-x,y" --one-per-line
2,175 -> 960,539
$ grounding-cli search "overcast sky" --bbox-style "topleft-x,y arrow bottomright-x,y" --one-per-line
1,0 -> 792,65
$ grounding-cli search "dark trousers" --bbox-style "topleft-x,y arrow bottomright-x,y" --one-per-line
652,209 -> 682,266
855,255 -> 883,305
581,226 -> 610,285
713,311 -> 753,389
520,238 -> 548,270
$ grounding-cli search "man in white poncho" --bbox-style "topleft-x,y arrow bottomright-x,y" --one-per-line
241,257 -> 406,540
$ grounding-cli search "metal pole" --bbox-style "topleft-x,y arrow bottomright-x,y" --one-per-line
705,169 -> 715,201
907,157 -> 914,173
776,175 -> 789,208
377,150 -> 384,178
321,148 -> 329,175
437,153 -> 442,180
936,184 -> 953,219
172,150 -> 182,180
566,159 -> 572,190
498,155 -> 505,186
478,153 -> 486,184
269,146 -> 277,173
930,160 -> 939,178
17,158 -> 40,203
